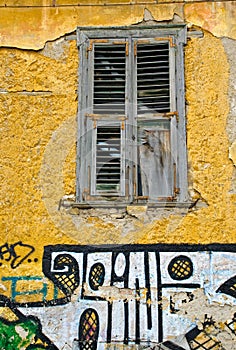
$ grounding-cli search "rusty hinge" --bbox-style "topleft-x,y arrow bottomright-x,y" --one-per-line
158,196 -> 175,201
137,39 -> 150,44
126,42 -> 129,56
134,196 -> 149,201
162,111 -> 179,122
87,39 -> 109,52
174,188 -> 180,196
154,37 -> 176,47
112,41 -> 129,56
134,40 -> 150,57
134,42 -> 137,57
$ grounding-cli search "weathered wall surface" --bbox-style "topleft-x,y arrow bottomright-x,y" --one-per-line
0,1 -> 235,350
0,0 -> 236,49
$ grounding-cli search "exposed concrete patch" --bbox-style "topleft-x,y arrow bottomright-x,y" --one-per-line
126,205 -> 148,221
39,37 -> 70,61
143,8 -> 155,22
229,141 -> 236,165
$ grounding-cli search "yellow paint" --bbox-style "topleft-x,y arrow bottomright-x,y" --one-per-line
0,1 -> 235,305
185,2 -> 236,39
0,2 -> 236,49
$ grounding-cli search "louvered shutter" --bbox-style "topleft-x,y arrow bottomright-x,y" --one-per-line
88,41 -> 127,197
136,41 -> 170,114
93,44 -> 126,115
91,121 -> 125,195
134,40 -> 176,200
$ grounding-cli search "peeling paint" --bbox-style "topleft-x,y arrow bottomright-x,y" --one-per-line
0,2 -> 235,49
172,289 -> 236,350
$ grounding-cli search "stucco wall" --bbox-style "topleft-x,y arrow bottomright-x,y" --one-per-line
0,2 -> 235,350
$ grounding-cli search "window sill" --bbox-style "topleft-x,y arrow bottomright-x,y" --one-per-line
60,199 -> 193,210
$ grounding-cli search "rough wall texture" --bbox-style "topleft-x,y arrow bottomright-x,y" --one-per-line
0,1 -> 236,350
222,37 -> 236,193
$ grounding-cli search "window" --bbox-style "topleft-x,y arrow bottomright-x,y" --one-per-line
76,26 -> 188,206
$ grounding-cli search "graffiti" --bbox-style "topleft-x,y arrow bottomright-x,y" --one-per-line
0,295 -> 58,350
2,276 -> 48,304
217,275 -> 236,298
0,241 -> 35,269
44,253 -> 80,296
39,244 -> 236,350
225,313 -> 236,335
0,276 -> 70,307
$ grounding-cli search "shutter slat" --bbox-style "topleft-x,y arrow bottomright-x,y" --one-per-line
137,61 -> 168,66
137,83 -> 169,88
137,72 -> 169,77
138,96 -> 169,100
138,79 -> 169,89
94,81 -> 125,85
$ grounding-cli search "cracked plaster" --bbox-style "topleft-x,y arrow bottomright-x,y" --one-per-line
0,2 -> 235,49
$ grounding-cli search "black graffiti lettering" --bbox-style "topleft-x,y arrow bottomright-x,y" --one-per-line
0,241 -> 35,269
11,242 -> 35,269
0,243 -> 12,261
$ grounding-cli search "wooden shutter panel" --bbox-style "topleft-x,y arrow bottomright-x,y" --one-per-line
93,44 -> 126,115
91,123 -> 123,195
89,42 -> 127,197
136,42 -> 170,115
137,120 -> 173,200
135,40 -> 175,200
77,27 -> 187,205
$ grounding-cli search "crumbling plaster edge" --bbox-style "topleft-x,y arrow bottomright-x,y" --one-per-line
0,3 -> 235,50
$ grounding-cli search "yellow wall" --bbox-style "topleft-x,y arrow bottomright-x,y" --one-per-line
1,1 -> 235,273
0,1 -> 235,49
0,1 -> 236,349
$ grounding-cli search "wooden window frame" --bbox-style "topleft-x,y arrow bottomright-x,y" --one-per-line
76,26 -> 188,207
